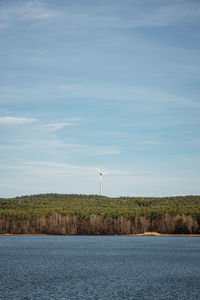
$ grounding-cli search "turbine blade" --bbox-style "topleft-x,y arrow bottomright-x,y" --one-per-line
97,168 -> 103,174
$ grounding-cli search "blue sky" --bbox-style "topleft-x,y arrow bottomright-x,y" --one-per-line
0,0 -> 200,197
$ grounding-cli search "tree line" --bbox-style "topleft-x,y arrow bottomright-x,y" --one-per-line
0,194 -> 200,234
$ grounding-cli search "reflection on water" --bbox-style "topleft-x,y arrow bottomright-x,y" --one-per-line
0,236 -> 200,299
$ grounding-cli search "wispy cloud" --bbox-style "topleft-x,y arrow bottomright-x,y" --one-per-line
1,140 -> 121,156
103,169 -> 147,177
0,160 -> 100,177
1,1 -> 199,32
46,123 -> 73,132
54,2 -> 200,30
0,0 -> 58,28
28,161 -> 94,176
57,83 -> 200,108
0,160 -> 142,178
0,115 -> 120,157
1,82 -> 199,110
0,116 -> 81,131
45,118 -> 81,132
121,3 -> 200,29
135,140 -> 160,145
0,116 -> 37,125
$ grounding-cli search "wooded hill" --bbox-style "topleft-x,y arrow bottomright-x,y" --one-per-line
0,194 -> 200,234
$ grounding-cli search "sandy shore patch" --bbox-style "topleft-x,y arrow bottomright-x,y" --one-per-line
137,232 -> 161,236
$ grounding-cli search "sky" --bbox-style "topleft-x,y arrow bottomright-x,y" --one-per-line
0,0 -> 200,197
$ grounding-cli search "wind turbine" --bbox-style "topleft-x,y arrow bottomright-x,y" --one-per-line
97,168 -> 104,196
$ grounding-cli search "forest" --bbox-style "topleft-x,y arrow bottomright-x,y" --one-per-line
0,194 -> 200,235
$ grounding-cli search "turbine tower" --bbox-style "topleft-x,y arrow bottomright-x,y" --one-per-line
97,169 -> 104,196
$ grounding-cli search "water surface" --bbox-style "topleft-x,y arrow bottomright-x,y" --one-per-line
0,236 -> 200,299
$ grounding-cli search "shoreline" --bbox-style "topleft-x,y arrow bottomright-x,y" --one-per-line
1,232 -> 200,237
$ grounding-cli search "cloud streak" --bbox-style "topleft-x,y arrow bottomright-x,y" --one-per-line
0,116 -> 81,130
0,0 -> 58,29
1,140 -> 121,156
0,160 -> 143,178
45,118 -> 81,132
0,116 -> 37,125
121,2 -> 200,29
54,2 -> 200,30
1,83 -> 199,109
1,1 -> 200,32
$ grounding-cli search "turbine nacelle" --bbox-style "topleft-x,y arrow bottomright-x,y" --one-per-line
97,168 -> 104,176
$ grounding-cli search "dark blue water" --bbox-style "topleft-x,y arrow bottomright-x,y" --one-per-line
0,236 -> 200,299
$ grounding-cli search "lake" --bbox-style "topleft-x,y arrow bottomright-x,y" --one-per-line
0,236 -> 200,299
